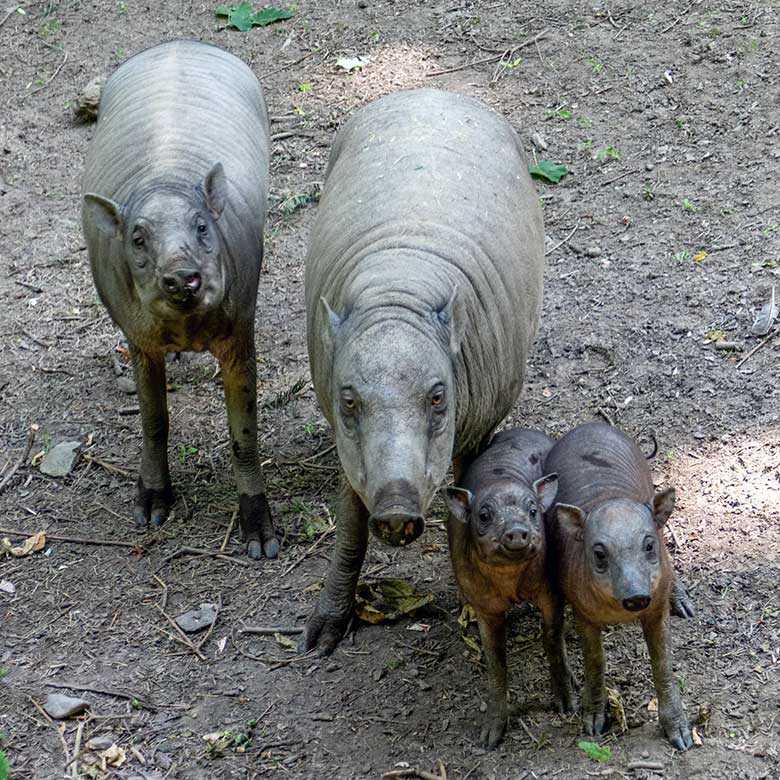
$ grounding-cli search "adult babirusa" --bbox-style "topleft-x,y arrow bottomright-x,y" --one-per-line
302,88 -> 546,654
81,40 -> 278,558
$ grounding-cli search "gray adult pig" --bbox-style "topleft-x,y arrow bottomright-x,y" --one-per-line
545,422 -> 692,750
443,428 -> 572,749
81,40 -> 278,558
302,89 -> 545,654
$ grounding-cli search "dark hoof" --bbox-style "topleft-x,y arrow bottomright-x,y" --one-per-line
480,717 -> 507,750
662,712 -> 693,750
670,581 -> 696,620
553,690 -> 578,716
133,477 -> 174,529
298,610 -> 351,656
239,493 -> 278,559
263,536 -> 280,559
247,540 -> 263,560
583,708 -> 607,736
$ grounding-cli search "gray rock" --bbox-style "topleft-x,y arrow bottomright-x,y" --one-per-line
117,375 -> 137,394
87,734 -> 115,750
40,441 -> 82,477
75,76 -> 105,122
175,603 -> 218,633
43,693 -> 90,719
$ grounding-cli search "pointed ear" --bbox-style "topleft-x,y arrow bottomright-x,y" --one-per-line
532,473 -> 559,512
202,162 -> 228,219
555,503 -> 586,532
442,487 -> 473,524
436,285 -> 466,358
320,297 -> 344,356
651,487 -> 676,527
84,193 -> 123,237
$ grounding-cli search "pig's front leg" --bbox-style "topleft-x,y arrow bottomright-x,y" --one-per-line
300,479 -> 368,655
669,575 -> 695,620
130,345 -> 174,528
476,610 -> 509,749
537,592 -> 576,715
218,338 -> 278,559
578,617 -> 608,736
641,611 -> 692,750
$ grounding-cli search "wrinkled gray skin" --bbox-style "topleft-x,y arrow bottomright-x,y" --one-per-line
82,40 -> 278,559
302,89 -> 545,654
443,428 -> 574,749
545,423 -> 692,750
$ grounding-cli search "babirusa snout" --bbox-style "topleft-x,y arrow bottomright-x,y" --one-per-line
369,479 -> 425,546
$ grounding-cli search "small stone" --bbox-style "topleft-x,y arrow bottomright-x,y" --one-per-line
530,131 -> 548,151
87,735 -> 115,751
174,603 -> 217,633
479,700 -> 488,713
75,76 -> 105,122
40,441 -> 82,477
418,680 -> 431,691
116,376 -> 137,395
645,162 -> 654,171
0,580 -> 15,594
585,246 -> 602,257
44,693 -> 90,720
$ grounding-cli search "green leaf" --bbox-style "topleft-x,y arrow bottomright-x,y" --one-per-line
215,5 -> 232,15
529,160 -> 569,184
0,750 -> 10,780
578,741 -> 612,762
251,8 -> 293,25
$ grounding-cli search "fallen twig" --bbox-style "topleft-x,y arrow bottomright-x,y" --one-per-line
155,606 -> 208,662
0,6 -> 20,28
45,681 -> 148,705
81,454 -> 133,478
70,721 -> 84,778
426,29 -> 549,77
736,332 -> 776,368
0,528 -> 138,549
597,406 -> 615,426
239,626 -> 304,636
195,594 -> 222,652
271,130 -> 316,142
0,426 -> 36,495
220,510 -> 238,553
600,167 -> 639,187
281,525 -> 335,577
30,50 -> 68,95
258,50 -> 317,80
627,760 -> 665,771
382,761 -> 447,780
546,220 -> 581,257
517,715 -> 541,748
153,574 -> 168,610
162,546 -> 251,567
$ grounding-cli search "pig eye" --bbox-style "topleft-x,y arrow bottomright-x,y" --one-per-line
339,390 -> 358,417
529,506 -> 537,518
644,537 -> 656,555
430,385 -> 446,412
593,544 -> 608,570
197,221 -> 208,236
478,508 -> 491,531
132,231 -> 145,248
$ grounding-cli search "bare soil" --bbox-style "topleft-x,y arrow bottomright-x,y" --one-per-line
1,2 -> 779,779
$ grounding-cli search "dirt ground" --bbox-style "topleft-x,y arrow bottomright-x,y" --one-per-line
1,1 -> 779,778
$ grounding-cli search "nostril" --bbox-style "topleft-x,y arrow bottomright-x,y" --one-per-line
520,529 -> 528,542
184,272 -> 201,291
162,275 -> 178,293
622,595 -> 651,612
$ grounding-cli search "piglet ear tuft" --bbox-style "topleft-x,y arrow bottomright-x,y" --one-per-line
555,503 -> 586,532
651,487 -> 676,527
533,473 -> 559,512
442,487 -> 473,524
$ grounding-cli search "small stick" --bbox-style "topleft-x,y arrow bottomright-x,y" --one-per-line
0,528 -> 138,549
70,721 -> 84,778
545,220 -> 581,257
239,626 -> 304,636
280,526 -> 335,577
600,168 -> 639,187
597,406 -> 615,426
162,546 -> 251,567
736,332 -> 776,368
14,280 -> 43,293
426,29 -> 549,77
271,130 -> 316,142
30,50 -> 68,95
81,454 -> 133,478
153,574 -> 168,610
220,510 -> 238,553
258,50 -> 316,80
381,766 -> 446,780
155,606 -> 208,662
517,716 -> 541,747
709,242 -> 740,252
0,6 -> 20,28
0,426 -> 36,494
627,761 -> 665,771
195,595 -> 222,652
45,681 -> 147,704
30,698 -> 71,766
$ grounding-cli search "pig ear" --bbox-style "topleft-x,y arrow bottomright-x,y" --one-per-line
436,285 -> 466,358
84,193 -> 123,237
202,162 -> 228,220
651,487 -> 676,527
442,487 -> 473,524
556,503 -> 586,532
532,473 -> 559,512
320,297 -> 343,355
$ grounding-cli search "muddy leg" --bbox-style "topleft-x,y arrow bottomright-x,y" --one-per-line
130,345 -> 173,528
641,611 -> 692,750
578,617 -> 607,735
476,610 -> 508,749
538,593 -> 576,715
218,339 -> 278,560
300,479 -> 369,655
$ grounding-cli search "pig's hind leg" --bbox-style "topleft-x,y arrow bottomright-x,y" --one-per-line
537,593 -> 576,715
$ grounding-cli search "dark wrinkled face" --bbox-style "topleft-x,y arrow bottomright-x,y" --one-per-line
123,190 -> 225,318
332,322 -> 456,546
469,482 -> 544,564
583,498 -> 662,612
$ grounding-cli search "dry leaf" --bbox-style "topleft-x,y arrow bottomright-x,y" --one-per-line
691,726 -> 703,746
693,252 -> 708,262
2,531 -> 46,558
99,744 -> 126,768
752,285 -> 778,336
607,687 -> 628,734
274,632 -> 298,650
647,697 -> 658,713
458,604 -> 477,629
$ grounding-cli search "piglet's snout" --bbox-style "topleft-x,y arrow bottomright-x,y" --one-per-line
161,267 -> 202,301
622,594 -> 651,612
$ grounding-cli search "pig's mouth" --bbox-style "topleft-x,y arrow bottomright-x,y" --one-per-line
369,509 -> 425,547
